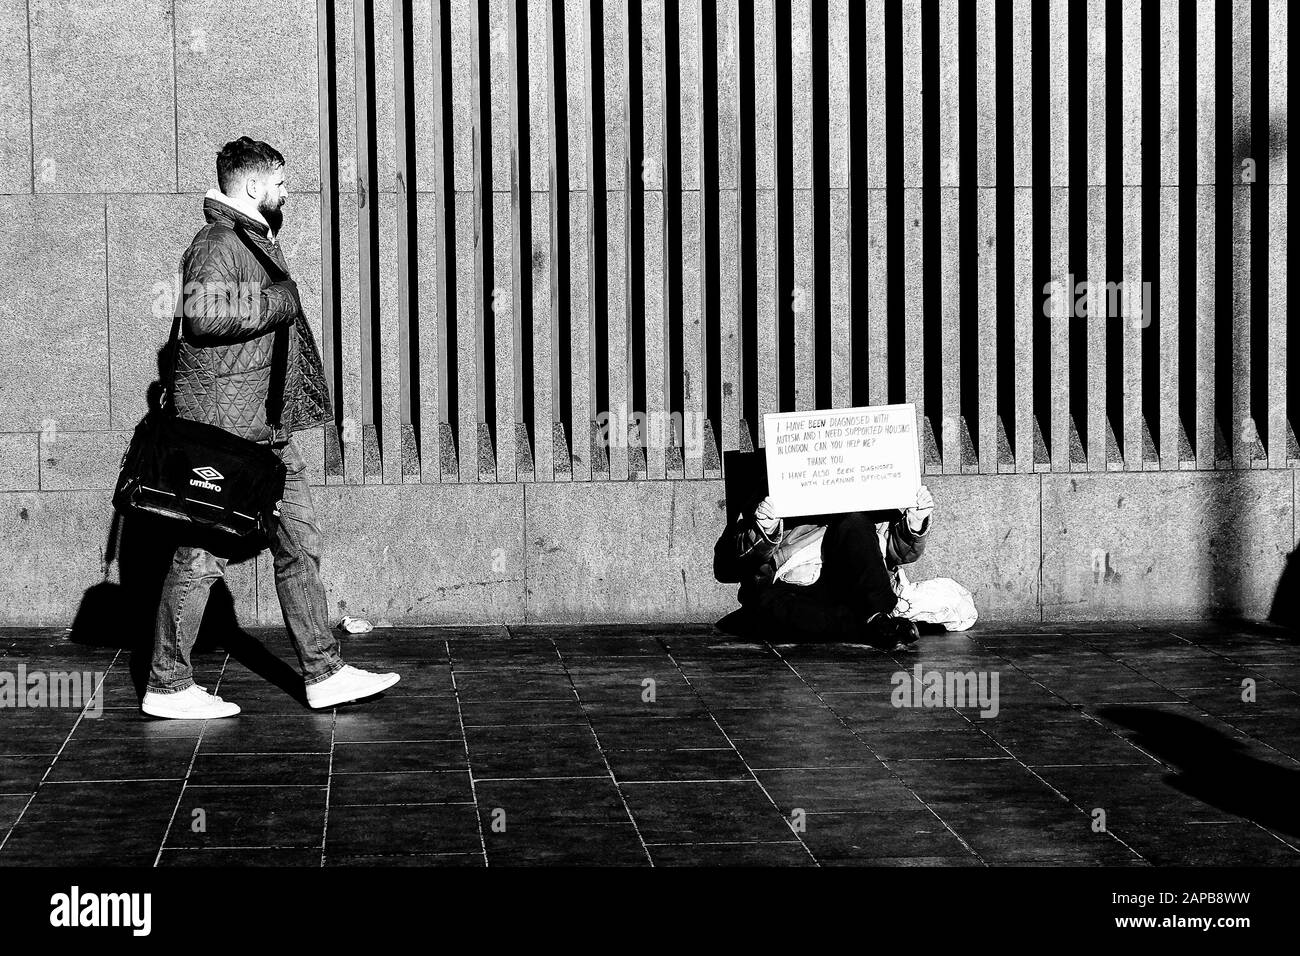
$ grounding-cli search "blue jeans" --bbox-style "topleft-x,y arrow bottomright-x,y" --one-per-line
149,438 -> 344,694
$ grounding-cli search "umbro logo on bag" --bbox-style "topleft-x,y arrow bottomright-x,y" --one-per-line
189,466 -> 225,492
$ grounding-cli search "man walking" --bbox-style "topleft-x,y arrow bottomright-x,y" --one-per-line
143,137 -> 399,719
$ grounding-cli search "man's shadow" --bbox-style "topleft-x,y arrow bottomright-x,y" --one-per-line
67,347 -> 306,704
1098,705 -> 1300,838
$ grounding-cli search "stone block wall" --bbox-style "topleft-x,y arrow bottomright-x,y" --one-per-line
0,1 -> 1294,627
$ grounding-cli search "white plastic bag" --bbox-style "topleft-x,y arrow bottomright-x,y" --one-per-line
893,568 -> 978,632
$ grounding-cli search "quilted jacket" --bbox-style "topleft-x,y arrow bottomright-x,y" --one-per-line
169,192 -> 333,444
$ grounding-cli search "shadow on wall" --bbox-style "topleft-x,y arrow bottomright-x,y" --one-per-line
66,343 -> 304,704
1270,545 -> 1300,630
1098,705 -> 1300,839
1208,114 -> 1292,625
1208,471 -> 1247,621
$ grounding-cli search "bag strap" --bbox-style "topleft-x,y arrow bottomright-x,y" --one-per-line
164,222 -> 294,428
227,221 -> 290,283
224,224 -> 292,430
160,293 -> 184,412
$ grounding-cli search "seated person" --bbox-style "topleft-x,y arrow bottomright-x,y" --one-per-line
713,486 -> 935,647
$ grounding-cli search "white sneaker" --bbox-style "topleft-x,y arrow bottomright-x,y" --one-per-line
305,664 -> 401,709
142,684 -> 240,719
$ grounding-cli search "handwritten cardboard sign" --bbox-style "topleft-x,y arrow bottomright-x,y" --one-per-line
762,403 -> 921,518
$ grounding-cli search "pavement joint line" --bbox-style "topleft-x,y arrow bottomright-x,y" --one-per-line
153,652 -> 231,866
770,644 -> 988,865
447,638 -> 490,867
657,639 -> 823,866
0,648 -> 124,854
546,629 -> 656,866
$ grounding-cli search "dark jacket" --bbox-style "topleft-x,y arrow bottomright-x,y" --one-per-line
169,194 -> 333,444
713,503 -> 929,596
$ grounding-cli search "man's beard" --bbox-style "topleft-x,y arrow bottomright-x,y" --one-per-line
259,197 -> 284,235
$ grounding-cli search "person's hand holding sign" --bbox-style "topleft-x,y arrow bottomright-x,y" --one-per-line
905,484 -> 933,533
753,496 -> 782,538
